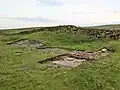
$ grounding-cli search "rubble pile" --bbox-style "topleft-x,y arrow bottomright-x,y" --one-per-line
38,49 -> 109,68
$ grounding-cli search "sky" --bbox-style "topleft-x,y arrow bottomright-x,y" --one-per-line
0,0 -> 120,29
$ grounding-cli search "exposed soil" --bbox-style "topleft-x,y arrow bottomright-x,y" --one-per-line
7,39 -> 75,51
50,56 -> 86,67
38,50 -> 110,68
7,39 -> 45,49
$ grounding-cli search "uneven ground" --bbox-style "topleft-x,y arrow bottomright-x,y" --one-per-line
0,25 -> 120,90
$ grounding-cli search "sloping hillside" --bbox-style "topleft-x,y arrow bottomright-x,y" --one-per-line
0,25 -> 120,90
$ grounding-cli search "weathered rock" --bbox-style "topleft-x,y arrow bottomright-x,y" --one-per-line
68,51 -> 100,60
101,48 -> 107,53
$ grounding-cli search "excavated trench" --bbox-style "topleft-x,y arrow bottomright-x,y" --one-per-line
38,50 -> 111,68
7,39 -> 75,51
7,39 -> 114,68
7,39 -> 45,49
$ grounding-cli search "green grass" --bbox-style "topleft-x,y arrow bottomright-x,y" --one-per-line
23,31 -> 108,50
0,26 -> 120,90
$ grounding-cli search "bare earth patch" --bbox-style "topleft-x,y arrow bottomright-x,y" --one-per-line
7,39 -> 45,49
51,56 -> 86,67
38,49 -> 110,68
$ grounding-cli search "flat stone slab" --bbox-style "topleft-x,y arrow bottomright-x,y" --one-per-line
50,56 -> 86,67
52,59 -> 85,67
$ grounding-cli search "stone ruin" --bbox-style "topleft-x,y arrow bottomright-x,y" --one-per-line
7,39 -> 114,68
7,39 -> 45,49
38,48 -> 110,68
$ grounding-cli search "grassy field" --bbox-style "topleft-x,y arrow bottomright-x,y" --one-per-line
0,25 -> 120,90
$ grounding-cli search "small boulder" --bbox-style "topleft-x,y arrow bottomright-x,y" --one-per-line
101,48 -> 107,53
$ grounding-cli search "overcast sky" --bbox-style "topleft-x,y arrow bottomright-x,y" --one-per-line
0,0 -> 120,29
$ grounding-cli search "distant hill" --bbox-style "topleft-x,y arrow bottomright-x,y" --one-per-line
89,24 -> 120,30
1,24 -> 120,31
